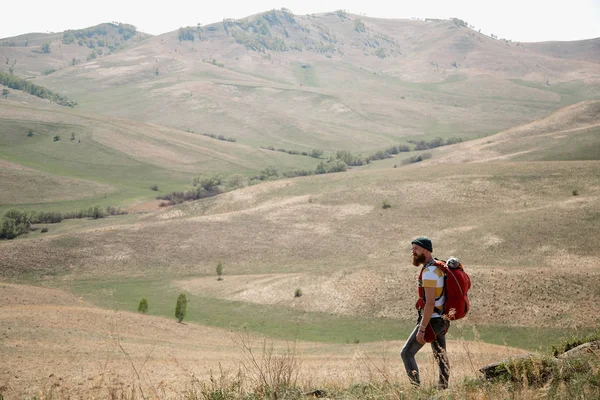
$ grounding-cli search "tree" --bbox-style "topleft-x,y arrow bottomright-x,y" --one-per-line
1,89 -> 8,98
196,174 -> 222,192
354,19 -> 366,33
138,298 -> 148,314
175,293 -> 188,323
41,42 -> 51,53
88,205 -> 104,219
309,149 -> 324,159
216,260 -> 223,281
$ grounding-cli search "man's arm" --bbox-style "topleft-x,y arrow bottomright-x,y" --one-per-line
416,286 -> 436,344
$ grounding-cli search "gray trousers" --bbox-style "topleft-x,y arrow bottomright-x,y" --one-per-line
400,317 -> 450,389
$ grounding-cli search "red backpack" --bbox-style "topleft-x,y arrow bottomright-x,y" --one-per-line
416,257 -> 471,321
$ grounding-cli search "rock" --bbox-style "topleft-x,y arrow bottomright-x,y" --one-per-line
479,354 -> 535,381
558,340 -> 600,360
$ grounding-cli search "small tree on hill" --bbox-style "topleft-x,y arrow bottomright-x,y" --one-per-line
175,293 -> 188,323
216,260 -> 223,281
42,42 -> 51,53
2,89 -> 8,98
138,298 -> 148,314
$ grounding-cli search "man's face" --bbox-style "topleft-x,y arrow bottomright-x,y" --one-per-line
411,244 -> 426,266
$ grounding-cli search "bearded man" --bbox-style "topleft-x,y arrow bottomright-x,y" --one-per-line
400,236 -> 450,389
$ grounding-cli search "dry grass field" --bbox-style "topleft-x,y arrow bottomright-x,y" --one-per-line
0,283 -> 528,399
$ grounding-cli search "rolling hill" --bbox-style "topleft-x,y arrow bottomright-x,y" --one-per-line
13,10 -> 598,153
1,9 -> 599,399
0,98 -> 321,213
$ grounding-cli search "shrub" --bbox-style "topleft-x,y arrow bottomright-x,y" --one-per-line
572,190 -> 579,196
27,130 -> 33,137
236,333 -> 301,398
0,209 -> 32,239
195,174 -> 222,192
259,166 -> 279,180
403,153 -> 432,165
40,227 -> 48,233
88,205 -> 104,219
309,149 -> 324,159
53,135 -> 61,142
216,260 -> 224,281
138,298 -> 149,314
150,184 -> 159,191
294,288 -> 302,298
178,27 -> 195,41
175,293 -> 188,323
382,199 -> 391,209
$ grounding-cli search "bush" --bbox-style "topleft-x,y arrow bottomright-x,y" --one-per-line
0,209 -> 32,239
88,205 -> 104,219
150,184 -> 159,191
309,149 -> 324,159
175,293 -> 188,323
294,288 -> 302,298
259,166 -> 279,180
138,298 -> 149,314
572,190 -> 579,196
382,199 -> 391,209
216,260 -> 224,281
53,135 -> 61,142
403,153 -> 432,165
40,227 -> 49,233
194,174 -> 223,192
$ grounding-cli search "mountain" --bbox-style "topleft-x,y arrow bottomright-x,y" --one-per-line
8,10 -> 594,154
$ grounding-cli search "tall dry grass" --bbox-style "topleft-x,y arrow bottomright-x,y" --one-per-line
19,328 -> 599,400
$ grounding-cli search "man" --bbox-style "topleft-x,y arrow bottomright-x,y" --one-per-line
401,236 -> 450,389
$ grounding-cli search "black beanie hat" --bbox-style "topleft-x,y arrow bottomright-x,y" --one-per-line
411,236 -> 433,252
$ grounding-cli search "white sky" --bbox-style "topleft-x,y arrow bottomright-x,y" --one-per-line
2,0 -> 600,43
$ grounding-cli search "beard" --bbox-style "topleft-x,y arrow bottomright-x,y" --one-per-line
412,253 -> 426,266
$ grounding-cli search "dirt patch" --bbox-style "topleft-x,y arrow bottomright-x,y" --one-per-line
123,199 -> 164,214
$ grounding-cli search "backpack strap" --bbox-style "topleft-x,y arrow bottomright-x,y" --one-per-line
415,259 -> 445,314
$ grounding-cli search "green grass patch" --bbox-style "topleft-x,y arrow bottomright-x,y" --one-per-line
67,279 -> 578,350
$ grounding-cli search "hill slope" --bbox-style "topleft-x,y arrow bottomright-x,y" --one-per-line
27,11 -> 600,152
0,99 -> 320,213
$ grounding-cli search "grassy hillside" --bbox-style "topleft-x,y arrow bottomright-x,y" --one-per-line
2,158 -> 598,348
26,11 -> 600,153
0,100 -> 321,214
2,100 -> 599,342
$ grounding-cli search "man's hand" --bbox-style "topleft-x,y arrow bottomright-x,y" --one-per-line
416,330 -> 426,344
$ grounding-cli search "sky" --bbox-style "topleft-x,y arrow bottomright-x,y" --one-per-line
2,0 -> 600,43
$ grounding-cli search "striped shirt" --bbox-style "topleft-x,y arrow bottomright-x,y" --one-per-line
419,260 -> 446,318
